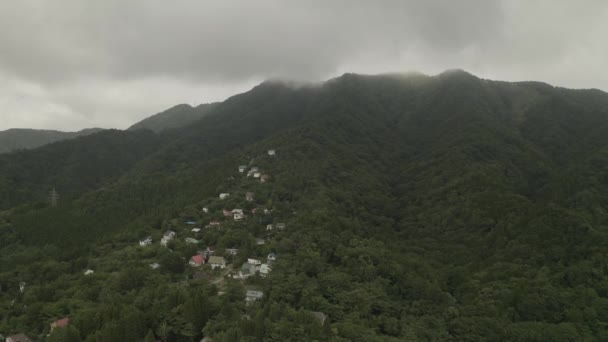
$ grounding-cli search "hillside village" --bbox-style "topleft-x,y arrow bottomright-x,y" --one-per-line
3,70 -> 608,341
1,148 -> 328,341
141,148 -> 282,289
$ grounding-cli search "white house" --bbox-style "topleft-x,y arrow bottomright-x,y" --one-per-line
248,258 -> 262,265
139,236 -> 152,246
238,165 -> 247,173
260,264 -> 272,277
253,172 -> 261,178
191,227 -> 201,233
234,213 -> 245,221
84,269 -> 94,275
160,230 -> 176,246
247,170 -> 254,177
225,248 -> 239,256
266,224 -> 273,231
268,149 -> 276,156
19,282 -> 26,293
149,263 -> 161,270
185,237 -> 199,244
202,207 -> 209,213
250,166 -> 259,173
219,193 -> 230,199
208,256 -> 226,269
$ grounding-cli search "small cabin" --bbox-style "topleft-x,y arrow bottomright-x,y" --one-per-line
6,333 -> 33,342
267,149 -> 276,156
260,264 -> 272,277
219,193 -> 230,199
208,256 -> 227,269
50,317 -> 70,333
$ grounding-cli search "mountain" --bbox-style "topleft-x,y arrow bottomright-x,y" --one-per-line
2,70 -> 608,341
0,128 -> 103,154
128,103 -> 219,133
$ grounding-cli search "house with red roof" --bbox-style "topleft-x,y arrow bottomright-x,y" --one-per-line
189,255 -> 205,267
50,317 -> 70,332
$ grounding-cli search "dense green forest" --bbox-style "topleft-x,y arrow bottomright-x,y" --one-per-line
2,70 -> 608,341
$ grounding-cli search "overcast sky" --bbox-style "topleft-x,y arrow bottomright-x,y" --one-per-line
1,1 -> 607,131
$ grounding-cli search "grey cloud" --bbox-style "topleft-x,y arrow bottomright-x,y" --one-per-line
0,1 -> 607,130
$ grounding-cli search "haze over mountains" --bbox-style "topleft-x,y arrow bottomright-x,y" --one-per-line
0,128 -> 103,154
0,102 -> 220,154
2,70 -> 608,340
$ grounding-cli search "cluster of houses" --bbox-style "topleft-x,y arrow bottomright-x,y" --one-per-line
131,148 -> 284,302
233,254 -> 276,279
188,246 -> 227,270
238,164 -> 271,183
223,208 -> 246,221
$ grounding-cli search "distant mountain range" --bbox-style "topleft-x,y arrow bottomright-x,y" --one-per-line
0,102 -> 219,154
0,128 -> 103,154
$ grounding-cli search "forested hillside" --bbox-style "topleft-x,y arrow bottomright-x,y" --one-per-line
128,103 -> 218,133
0,128 -> 102,154
2,70 -> 608,341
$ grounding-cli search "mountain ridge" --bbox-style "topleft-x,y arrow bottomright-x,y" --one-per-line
1,70 -> 608,340
0,127 -> 104,154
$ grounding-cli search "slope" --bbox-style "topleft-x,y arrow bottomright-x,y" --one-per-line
2,71 -> 608,340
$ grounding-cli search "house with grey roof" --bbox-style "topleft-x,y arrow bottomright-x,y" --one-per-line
245,290 -> 264,304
